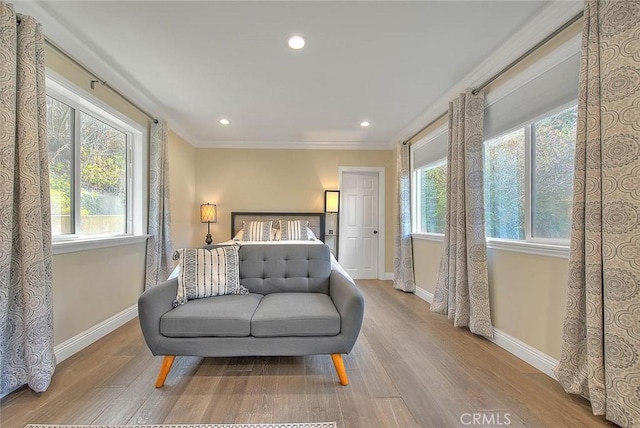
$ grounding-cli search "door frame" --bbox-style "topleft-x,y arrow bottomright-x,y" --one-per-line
338,166 -> 386,280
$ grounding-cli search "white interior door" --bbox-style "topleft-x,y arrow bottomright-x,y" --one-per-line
339,171 -> 379,279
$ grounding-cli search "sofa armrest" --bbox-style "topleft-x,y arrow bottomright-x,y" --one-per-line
138,278 -> 177,355
329,269 -> 364,352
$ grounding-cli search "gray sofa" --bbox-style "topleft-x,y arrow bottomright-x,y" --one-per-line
138,243 -> 364,387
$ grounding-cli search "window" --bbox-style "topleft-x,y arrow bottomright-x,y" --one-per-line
48,96 -> 129,236
484,128 -> 526,240
531,108 -> 577,240
484,104 -> 577,243
78,111 -> 128,235
414,160 -> 447,234
411,127 -> 448,237
46,75 -> 146,245
47,96 -> 74,235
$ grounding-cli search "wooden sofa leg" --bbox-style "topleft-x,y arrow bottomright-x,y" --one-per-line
155,356 -> 176,388
331,354 -> 349,386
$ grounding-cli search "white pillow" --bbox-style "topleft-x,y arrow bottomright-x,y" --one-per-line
278,220 -> 311,240
242,221 -> 273,241
234,226 -> 277,241
274,226 -> 317,241
173,246 -> 248,306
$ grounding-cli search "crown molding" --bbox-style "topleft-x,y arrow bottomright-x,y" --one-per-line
393,0 -> 584,144
166,122 -> 200,148
15,1 -> 200,146
192,140 -> 394,150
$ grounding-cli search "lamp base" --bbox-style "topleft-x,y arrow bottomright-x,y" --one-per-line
205,233 -> 213,245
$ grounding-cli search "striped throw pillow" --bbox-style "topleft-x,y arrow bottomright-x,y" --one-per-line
242,221 -> 273,241
173,246 -> 248,306
279,220 -> 309,241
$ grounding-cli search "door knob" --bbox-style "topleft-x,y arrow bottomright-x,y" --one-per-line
373,230 -> 378,234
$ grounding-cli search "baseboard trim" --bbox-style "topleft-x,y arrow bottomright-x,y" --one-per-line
380,272 -> 394,281
415,285 -> 434,303
413,285 -> 558,379
491,329 -> 558,380
54,304 -> 138,364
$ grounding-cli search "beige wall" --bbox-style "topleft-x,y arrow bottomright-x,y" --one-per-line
168,131 -> 197,249
192,148 -> 397,272
46,45 -> 152,346
412,239 -> 442,291
487,250 -> 568,358
413,239 -> 568,359
52,245 -> 146,344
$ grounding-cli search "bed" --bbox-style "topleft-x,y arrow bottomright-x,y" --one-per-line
169,211 -> 349,280
223,211 -> 351,278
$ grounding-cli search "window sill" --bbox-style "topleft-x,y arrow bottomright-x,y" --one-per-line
52,234 -> 150,255
487,239 -> 569,259
412,233 -> 445,242
411,234 -> 569,259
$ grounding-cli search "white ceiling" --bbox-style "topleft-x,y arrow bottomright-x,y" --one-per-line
17,1 -> 582,149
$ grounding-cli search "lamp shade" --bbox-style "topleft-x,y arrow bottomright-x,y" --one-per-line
200,203 -> 218,223
324,190 -> 340,213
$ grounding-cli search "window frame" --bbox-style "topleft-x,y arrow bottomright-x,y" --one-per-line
48,93 -> 133,237
484,100 -> 577,248
46,70 -> 149,254
412,158 -> 448,238
410,103 -> 576,259
410,124 -> 448,240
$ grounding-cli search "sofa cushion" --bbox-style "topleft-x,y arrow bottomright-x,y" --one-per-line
251,293 -> 340,337
239,244 -> 331,295
161,293 -> 263,337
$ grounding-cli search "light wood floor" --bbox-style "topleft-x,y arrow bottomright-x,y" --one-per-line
1,280 -> 614,428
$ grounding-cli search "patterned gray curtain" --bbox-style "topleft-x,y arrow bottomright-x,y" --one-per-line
393,142 -> 415,292
145,120 -> 173,289
554,1 -> 640,426
431,91 -> 493,338
0,3 -> 56,394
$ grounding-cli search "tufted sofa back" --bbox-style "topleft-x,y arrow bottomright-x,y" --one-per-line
238,244 -> 331,295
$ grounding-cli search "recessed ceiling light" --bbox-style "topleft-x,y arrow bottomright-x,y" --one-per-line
288,35 -> 305,50
219,118 -> 230,125
360,121 -> 371,127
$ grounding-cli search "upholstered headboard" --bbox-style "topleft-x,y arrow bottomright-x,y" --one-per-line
231,212 -> 325,239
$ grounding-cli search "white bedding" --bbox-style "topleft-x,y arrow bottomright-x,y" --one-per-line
220,238 -> 324,246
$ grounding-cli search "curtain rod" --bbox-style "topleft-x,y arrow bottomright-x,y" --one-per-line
44,38 -> 158,124
403,10 -> 584,146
